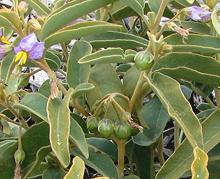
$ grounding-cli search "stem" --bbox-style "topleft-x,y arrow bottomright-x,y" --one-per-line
214,89 -> 220,108
152,0 -> 170,34
174,121 -> 180,149
0,113 -> 20,125
116,139 -> 126,177
129,71 -> 145,113
61,43 -> 68,62
157,135 -> 165,165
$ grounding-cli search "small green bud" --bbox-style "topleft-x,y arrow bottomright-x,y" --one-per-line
134,51 -> 154,71
86,116 -> 98,133
14,148 -> 25,164
98,118 -> 114,138
114,121 -> 132,140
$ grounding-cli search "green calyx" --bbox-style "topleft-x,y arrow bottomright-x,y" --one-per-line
114,121 -> 132,140
86,116 -> 98,133
134,51 -> 154,71
98,118 -> 114,138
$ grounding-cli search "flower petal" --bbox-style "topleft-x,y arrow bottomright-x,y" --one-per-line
19,33 -> 38,52
14,46 -> 22,54
29,42 -> 45,60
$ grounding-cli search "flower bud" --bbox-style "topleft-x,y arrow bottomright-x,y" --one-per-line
18,1 -> 28,14
134,51 -> 154,71
204,0 -> 218,9
14,148 -> 25,164
29,19 -> 42,32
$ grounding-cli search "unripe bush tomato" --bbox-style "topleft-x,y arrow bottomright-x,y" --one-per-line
114,121 -> 132,140
134,51 -> 154,71
98,118 -> 114,138
86,116 -> 98,133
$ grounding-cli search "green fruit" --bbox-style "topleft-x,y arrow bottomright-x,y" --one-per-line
98,118 -> 114,138
114,121 -> 132,140
134,51 -> 154,71
86,116 -> 98,133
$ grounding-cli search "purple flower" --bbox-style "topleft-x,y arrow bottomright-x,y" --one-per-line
186,6 -> 211,22
0,44 -> 11,59
0,29 -> 10,45
14,33 -> 45,65
0,29 -> 11,60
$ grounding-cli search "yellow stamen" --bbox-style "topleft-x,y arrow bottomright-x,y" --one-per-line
14,51 -> 28,65
0,36 -> 10,45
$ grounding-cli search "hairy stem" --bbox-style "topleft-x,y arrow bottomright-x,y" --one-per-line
152,0 -> 170,34
116,139 -> 126,177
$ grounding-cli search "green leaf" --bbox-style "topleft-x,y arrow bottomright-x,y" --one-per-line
211,9 -> 220,36
47,89 -> 74,167
72,147 -> 118,178
0,9 -> 22,33
22,122 -> 50,168
23,146 -> 51,179
120,0 -> 145,16
87,137 -> 118,161
133,145 -> 154,179
41,0 -> 118,38
70,117 -> 89,158
123,66 -> 141,98
64,156 -> 85,179
0,140 -> 17,179
152,53 -> 220,86
156,110 -> 220,179
0,52 -> 14,81
132,96 -> 169,146
149,72 -> 203,148
67,40 -> 92,88
181,21 -> 211,35
44,21 -> 122,47
26,0 -> 51,15
84,31 -> 147,49
78,48 -> 124,65
14,93 -> 48,122
42,166 -> 66,179
191,147 -> 209,179
148,0 -> 162,12
86,64 -> 123,108
165,34 -> 220,53
73,83 -> 95,98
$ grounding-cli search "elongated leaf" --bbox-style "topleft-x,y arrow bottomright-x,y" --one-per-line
86,64 -> 123,108
47,89 -> 74,167
165,34 -> 220,53
22,122 -> 50,168
191,147 -> 209,179
152,53 -> 220,86
23,146 -> 51,179
70,117 -> 89,158
44,21 -> 123,47
64,156 -> 85,179
41,0 -> 118,38
42,166 -> 66,179
0,9 -> 22,33
149,72 -> 203,148
0,140 -> 17,179
26,0 -> 50,15
72,147 -> 118,178
73,83 -> 95,98
84,31 -> 148,49
156,110 -> 220,179
120,0 -> 145,16
132,96 -> 170,146
148,0 -> 161,12
67,40 -> 92,88
14,93 -> 48,122
78,48 -> 124,65
212,9 -> 220,36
